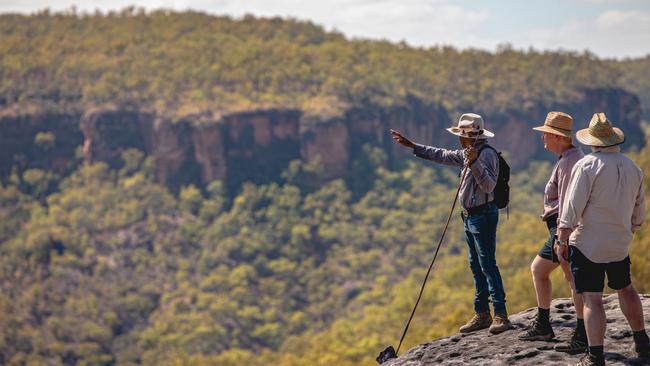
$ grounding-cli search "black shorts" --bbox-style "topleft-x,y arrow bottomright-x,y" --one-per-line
569,246 -> 631,294
537,214 -> 559,263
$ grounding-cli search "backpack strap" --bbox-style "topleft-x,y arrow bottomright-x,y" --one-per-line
477,144 -> 499,203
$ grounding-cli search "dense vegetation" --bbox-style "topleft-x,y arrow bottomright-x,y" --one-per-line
614,56 -> 650,119
0,8 -> 629,120
1,9 -> 650,366
2,140 -> 650,366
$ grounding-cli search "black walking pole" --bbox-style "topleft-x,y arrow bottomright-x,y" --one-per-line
377,133 -> 481,364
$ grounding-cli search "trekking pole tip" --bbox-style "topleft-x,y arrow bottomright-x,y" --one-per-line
376,345 -> 397,364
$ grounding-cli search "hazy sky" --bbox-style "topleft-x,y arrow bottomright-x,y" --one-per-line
1,0 -> 649,59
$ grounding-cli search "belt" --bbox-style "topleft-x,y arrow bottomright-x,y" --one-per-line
544,213 -> 559,226
461,202 -> 494,216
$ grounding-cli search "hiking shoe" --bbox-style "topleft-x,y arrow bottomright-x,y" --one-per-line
489,313 -> 513,334
554,329 -> 588,354
574,353 -> 605,366
459,312 -> 492,333
518,319 -> 555,341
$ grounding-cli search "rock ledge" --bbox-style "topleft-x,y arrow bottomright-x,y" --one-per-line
385,294 -> 650,365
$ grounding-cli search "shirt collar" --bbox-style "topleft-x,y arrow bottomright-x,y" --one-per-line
591,145 -> 621,153
559,145 -> 579,158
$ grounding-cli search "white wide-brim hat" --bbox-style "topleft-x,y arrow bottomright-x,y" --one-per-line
576,112 -> 625,147
446,113 -> 494,139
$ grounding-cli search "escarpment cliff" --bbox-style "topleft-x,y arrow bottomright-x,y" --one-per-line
0,87 -> 644,194
0,108 -> 83,180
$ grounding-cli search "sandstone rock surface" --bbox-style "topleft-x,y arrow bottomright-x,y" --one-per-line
384,294 -> 650,366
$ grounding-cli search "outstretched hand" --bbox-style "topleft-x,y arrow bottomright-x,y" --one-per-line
390,129 -> 416,149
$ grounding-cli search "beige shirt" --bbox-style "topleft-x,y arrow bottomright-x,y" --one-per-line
559,146 -> 646,263
541,146 -> 584,221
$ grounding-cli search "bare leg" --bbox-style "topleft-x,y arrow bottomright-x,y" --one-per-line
531,255 -> 559,309
582,292 -> 606,347
560,260 -> 584,318
618,284 -> 645,331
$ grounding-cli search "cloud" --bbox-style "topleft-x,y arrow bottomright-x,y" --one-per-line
315,1 -> 490,48
188,0 -> 490,48
572,0 -> 642,3
518,10 -> 650,58
0,1 -> 648,58
596,9 -> 650,27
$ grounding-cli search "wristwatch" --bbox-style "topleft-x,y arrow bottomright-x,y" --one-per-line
553,238 -> 570,261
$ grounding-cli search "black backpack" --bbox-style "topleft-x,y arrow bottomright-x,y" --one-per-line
479,145 -> 510,209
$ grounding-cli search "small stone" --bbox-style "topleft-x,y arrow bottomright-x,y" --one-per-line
609,329 -> 632,339
509,348 -> 540,360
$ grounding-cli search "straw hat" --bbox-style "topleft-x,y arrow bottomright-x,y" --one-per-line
532,111 -> 573,138
446,113 -> 494,139
576,112 -> 625,147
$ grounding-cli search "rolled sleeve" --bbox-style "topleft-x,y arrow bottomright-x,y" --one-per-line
559,161 -> 593,229
632,178 -> 646,232
413,143 -> 464,167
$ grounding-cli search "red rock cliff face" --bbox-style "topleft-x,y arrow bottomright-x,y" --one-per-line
301,120 -> 349,179
0,108 -> 83,181
80,108 -> 302,192
150,119 -> 201,191
220,109 -> 301,192
81,108 -> 154,167
0,87 -> 644,193
192,124 -> 226,184
302,98 -> 451,180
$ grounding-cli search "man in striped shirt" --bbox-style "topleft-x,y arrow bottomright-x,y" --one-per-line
518,112 -> 586,353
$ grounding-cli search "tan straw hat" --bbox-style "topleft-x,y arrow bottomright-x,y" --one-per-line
576,112 -> 625,147
532,111 -> 573,138
446,113 -> 494,139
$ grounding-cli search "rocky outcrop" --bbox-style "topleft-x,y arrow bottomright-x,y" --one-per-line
79,108 -> 302,192
81,107 -> 154,167
302,98 -> 450,179
0,108 -> 83,179
383,294 -> 650,366
221,109 -> 301,192
0,87 -> 644,193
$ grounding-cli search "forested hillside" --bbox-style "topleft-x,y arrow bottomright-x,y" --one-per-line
614,56 -> 650,119
0,8 -> 630,118
3,139 -> 650,366
1,9 -> 649,366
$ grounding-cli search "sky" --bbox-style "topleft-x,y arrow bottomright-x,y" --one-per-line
1,0 -> 649,59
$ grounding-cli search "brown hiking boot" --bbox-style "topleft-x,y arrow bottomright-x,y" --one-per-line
459,312 -> 492,333
489,313 -> 513,334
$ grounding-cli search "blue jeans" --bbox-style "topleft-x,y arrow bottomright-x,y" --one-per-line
461,203 -> 507,314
